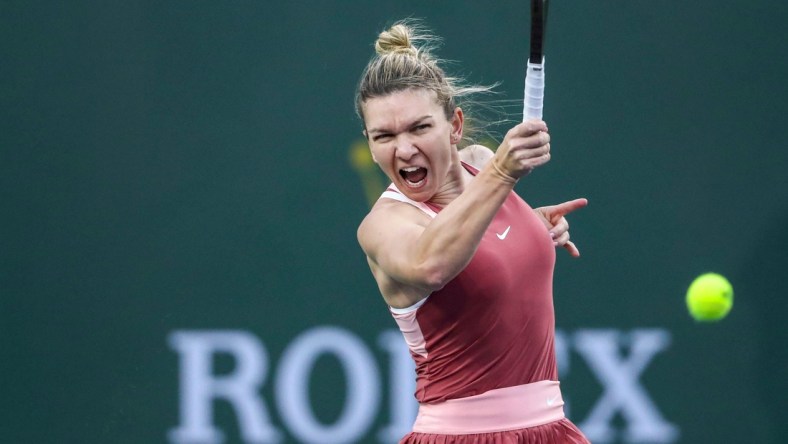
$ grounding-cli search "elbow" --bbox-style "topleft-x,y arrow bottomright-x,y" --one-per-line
419,263 -> 455,292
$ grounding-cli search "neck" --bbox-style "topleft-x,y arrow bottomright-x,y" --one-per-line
427,151 -> 472,208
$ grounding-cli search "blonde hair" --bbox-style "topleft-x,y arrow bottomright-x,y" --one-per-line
355,20 -> 497,147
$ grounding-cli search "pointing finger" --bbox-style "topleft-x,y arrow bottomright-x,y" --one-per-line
552,198 -> 588,217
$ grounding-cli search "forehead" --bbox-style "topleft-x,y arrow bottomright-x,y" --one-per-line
363,89 -> 443,129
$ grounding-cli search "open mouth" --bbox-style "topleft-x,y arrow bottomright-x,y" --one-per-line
399,166 -> 428,186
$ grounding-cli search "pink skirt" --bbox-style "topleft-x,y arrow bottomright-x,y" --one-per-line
399,418 -> 589,443
400,381 -> 589,444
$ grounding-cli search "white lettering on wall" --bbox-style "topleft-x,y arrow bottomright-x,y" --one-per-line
275,326 -> 380,443
168,327 -> 678,444
574,329 -> 679,443
168,330 -> 281,444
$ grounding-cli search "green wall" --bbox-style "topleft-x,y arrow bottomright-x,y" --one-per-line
3,1 -> 787,443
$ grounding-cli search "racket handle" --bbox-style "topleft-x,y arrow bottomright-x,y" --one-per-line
523,57 -> 545,121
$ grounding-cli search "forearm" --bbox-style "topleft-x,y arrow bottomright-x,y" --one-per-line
413,164 -> 516,288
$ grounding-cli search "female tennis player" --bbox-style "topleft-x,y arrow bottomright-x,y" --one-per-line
355,20 -> 590,443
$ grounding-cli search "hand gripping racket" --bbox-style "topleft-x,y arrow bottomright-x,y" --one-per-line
523,0 -> 549,121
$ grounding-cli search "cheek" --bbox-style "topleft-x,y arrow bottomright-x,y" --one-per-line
369,144 -> 392,168
427,132 -> 452,156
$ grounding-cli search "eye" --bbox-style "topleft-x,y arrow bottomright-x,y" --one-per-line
373,134 -> 392,142
413,123 -> 431,132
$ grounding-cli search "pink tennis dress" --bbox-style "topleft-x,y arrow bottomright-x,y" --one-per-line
380,163 -> 589,443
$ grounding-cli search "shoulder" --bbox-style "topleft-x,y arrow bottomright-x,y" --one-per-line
357,198 -> 432,254
458,144 -> 494,169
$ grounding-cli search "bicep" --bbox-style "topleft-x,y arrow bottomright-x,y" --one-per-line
358,204 -> 433,290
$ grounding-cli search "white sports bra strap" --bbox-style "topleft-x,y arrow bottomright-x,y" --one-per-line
379,189 -> 438,219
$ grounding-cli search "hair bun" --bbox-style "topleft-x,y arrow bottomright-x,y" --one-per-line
375,23 -> 417,56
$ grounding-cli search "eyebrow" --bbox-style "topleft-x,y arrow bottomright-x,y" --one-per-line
367,115 -> 433,135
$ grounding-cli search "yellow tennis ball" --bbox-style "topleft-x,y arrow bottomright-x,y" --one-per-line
686,273 -> 733,322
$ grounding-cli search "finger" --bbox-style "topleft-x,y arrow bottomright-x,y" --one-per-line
506,129 -> 547,149
522,152 -> 551,171
551,198 -> 588,217
498,129 -> 547,161
548,217 -> 568,237
514,119 -> 548,135
512,144 -> 550,162
563,240 -> 581,258
508,133 -> 550,154
553,231 -> 570,247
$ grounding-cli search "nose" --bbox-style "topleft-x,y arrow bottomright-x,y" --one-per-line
395,136 -> 419,160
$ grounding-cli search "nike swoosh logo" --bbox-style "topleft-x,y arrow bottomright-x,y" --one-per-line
546,395 -> 560,406
496,226 -> 511,240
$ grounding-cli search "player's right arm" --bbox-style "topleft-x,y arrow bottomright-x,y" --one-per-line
362,193 -> 522,310
358,201 -> 438,309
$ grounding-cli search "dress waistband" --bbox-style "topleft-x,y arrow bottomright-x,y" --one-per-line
412,380 -> 565,435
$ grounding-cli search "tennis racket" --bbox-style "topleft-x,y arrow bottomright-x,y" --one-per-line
523,0 -> 549,121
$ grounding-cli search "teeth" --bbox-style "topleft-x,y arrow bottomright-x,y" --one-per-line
402,167 -> 420,172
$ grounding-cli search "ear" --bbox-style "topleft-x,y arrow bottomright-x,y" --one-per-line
362,134 -> 378,164
361,129 -> 378,163
450,107 -> 464,145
